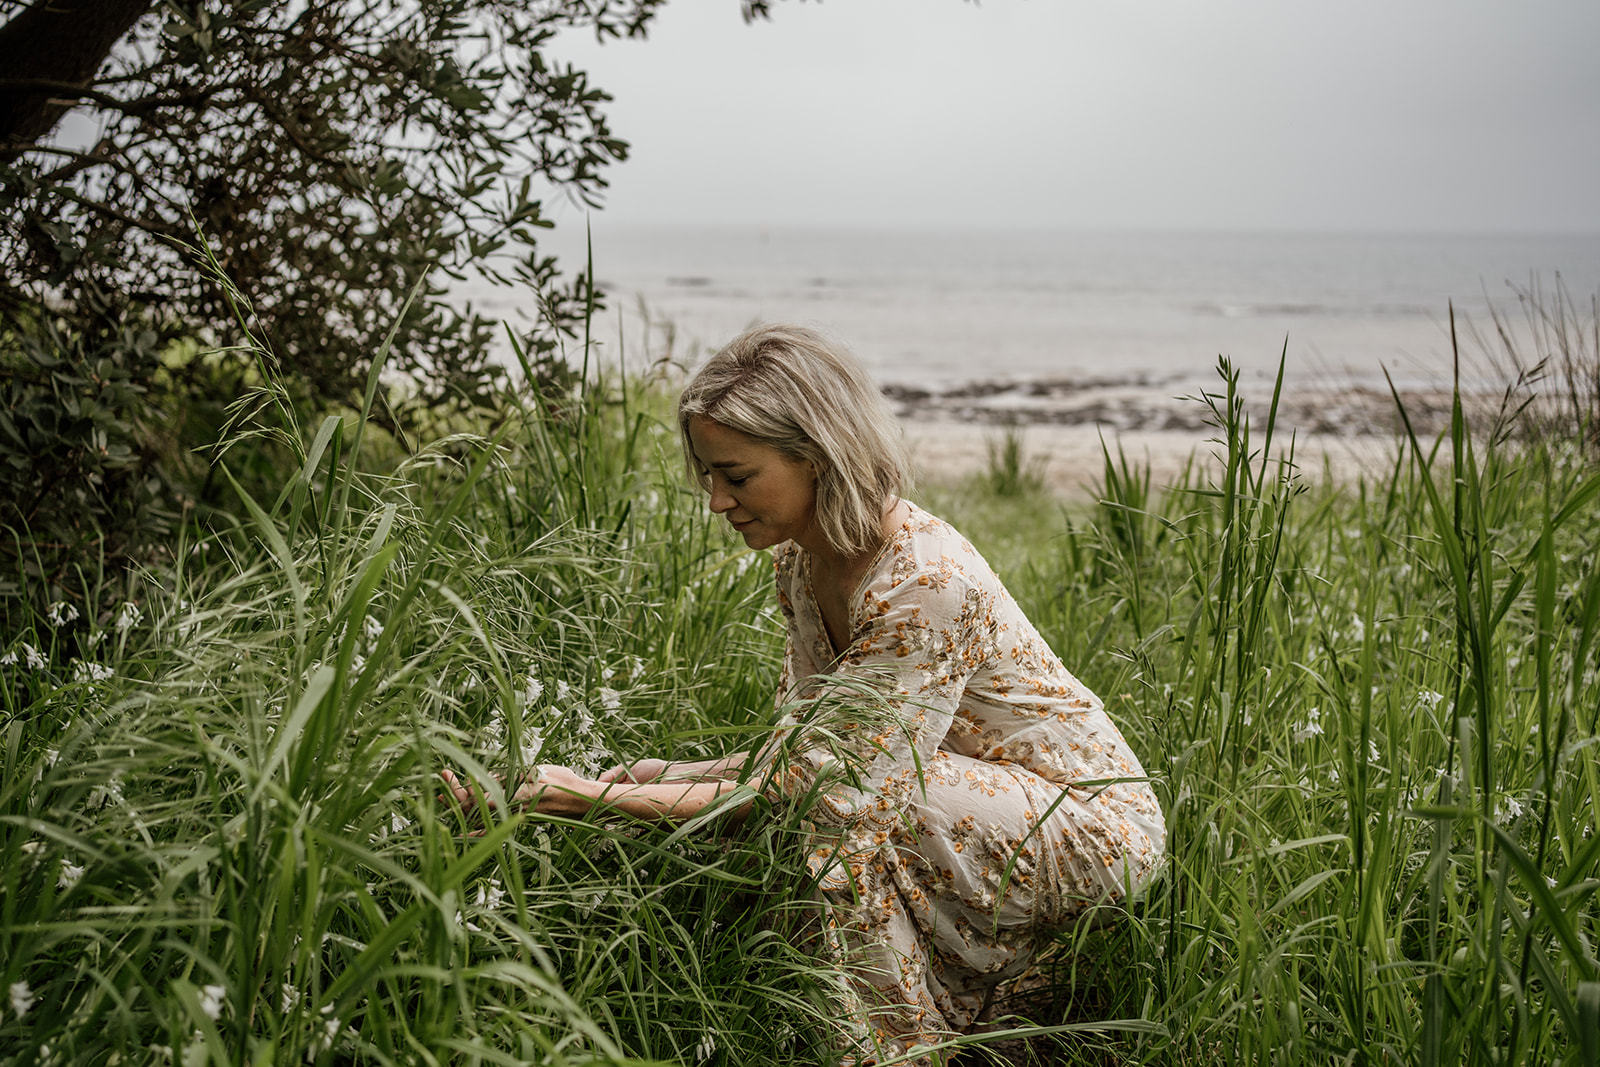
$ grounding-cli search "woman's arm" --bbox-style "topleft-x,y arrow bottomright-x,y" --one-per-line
597,753 -> 749,785
441,766 -> 750,823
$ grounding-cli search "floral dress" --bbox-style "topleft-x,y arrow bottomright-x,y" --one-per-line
767,502 -> 1164,1065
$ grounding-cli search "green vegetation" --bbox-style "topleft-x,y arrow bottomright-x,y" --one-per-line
2,309 -> 1599,1065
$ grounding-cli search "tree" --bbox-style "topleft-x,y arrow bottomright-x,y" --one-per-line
0,0 -> 701,414
0,0 -> 792,615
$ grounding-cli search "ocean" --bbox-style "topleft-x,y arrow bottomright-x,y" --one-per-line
460,225 -> 1600,415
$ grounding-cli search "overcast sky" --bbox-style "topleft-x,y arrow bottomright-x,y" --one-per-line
546,0 -> 1600,233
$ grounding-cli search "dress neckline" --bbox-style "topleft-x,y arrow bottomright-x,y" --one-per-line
801,500 -> 917,660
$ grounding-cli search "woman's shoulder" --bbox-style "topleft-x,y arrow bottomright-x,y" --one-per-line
896,502 -> 986,565
876,502 -> 994,594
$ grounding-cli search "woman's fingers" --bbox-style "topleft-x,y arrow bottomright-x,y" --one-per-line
439,769 -> 478,810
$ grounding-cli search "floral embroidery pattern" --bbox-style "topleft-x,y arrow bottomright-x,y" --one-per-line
768,503 -> 1164,1065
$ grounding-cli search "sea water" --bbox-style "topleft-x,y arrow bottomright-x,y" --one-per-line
459,226 -> 1600,402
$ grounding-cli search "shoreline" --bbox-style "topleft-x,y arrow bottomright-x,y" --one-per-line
900,417 -> 1395,497
893,377 -> 1499,496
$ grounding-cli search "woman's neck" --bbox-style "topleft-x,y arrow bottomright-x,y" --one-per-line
799,497 -> 908,577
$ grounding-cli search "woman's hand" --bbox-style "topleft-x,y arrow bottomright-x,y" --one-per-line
441,762 -> 744,825
597,758 -> 671,785
440,765 -> 598,819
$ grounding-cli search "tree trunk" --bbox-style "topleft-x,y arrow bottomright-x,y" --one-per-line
0,0 -> 156,152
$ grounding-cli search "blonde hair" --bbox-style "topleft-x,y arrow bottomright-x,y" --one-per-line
678,324 -> 913,558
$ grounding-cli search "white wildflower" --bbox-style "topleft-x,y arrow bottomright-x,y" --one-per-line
85,629 -> 105,648
556,679 -> 573,703
308,1005 -> 343,1062
1417,689 -> 1444,709
9,980 -> 36,1020
58,860 -> 85,889
72,660 -> 114,683
389,812 -> 412,836
695,1030 -> 718,1062
1496,796 -> 1525,824
600,663 -> 616,682
46,601 -> 78,626
475,878 -> 506,910
31,748 -> 59,786
597,687 -> 622,714
114,601 -> 143,632
197,983 -> 226,1020
349,653 -> 366,675
150,1044 -> 173,1061
363,614 -> 384,644
517,726 -> 543,765
1241,705 -> 1253,726
1350,614 -> 1365,642
1368,740 -> 1382,765
1546,876 -> 1559,889
522,672 -> 544,706
1328,766 -> 1340,784
1291,707 -> 1323,743
572,704 -> 594,735
281,983 -> 301,1013
3,642 -> 47,670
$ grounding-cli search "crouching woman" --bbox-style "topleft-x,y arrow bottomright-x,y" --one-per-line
444,324 -> 1165,1065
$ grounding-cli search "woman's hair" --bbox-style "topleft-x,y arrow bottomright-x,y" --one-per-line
678,324 -> 913,558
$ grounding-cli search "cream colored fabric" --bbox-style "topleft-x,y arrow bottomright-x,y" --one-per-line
768,503 -> 1165,1064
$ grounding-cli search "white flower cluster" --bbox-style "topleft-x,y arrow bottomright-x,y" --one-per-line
475,877 -> 506,910
197,983 -> 227,1020
1,643 -> 46,670
1496,795 -> 1525,825
8,980 -> 35,1021
114,601 -> 143,633
45,601 -> 78,626
1291,707 -> 1324,743
58,859 -> 85,889
72,660 -> 115,683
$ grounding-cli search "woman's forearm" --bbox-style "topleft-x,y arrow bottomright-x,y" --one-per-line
661,754 -> 749,781
543,777 -> 746,821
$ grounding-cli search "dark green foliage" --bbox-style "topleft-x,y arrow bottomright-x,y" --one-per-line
0,294 -> 181,615
0,0 -> 666,410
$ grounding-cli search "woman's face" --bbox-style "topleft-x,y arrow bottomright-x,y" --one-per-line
687,417 -> 817,551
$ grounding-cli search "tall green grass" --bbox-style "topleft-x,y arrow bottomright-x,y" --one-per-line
3,304 -> 1599,1065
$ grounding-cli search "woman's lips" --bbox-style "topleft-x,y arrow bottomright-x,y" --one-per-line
730,518 -> 754,530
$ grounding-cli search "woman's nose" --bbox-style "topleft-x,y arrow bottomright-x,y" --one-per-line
708,485 -> 734,513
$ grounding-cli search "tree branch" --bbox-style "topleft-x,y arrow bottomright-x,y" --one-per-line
0,0 -> 158,151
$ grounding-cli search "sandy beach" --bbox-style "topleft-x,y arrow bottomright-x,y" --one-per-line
892,379 -> 1471,497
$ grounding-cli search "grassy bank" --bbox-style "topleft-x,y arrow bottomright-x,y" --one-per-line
2,332 -> 1598,1065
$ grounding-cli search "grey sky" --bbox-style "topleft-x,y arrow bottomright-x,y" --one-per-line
548,0 -> 1600,233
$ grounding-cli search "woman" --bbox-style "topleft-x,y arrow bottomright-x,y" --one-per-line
444,324 -> 1165,1065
